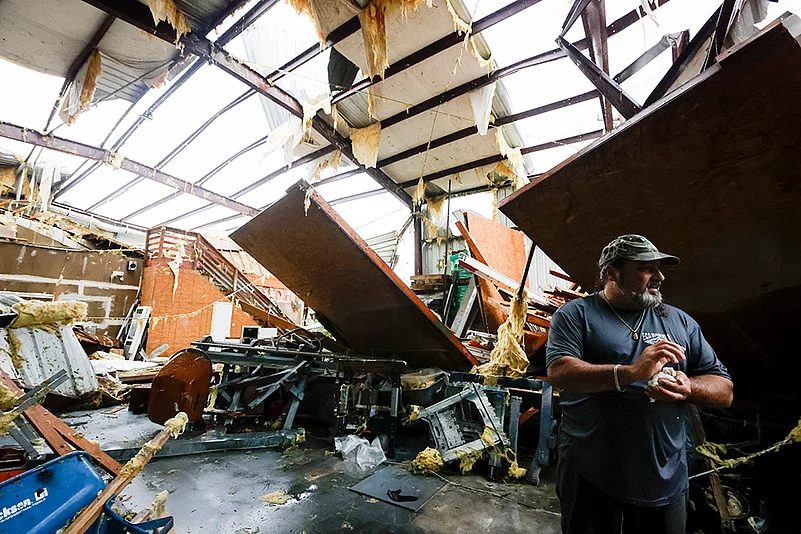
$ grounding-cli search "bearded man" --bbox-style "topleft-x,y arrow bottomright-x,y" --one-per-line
546,234 -> 733,534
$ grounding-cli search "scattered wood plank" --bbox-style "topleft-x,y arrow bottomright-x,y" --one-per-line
0,370 -> 121,476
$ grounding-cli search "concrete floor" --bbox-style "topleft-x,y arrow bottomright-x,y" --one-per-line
57,409 -> 562,534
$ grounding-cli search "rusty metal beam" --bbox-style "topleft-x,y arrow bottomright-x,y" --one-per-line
149,144 -> 337,227
397,130 -> 603,189
561,0 -> 592,36
644,6 -> 721,106
0,121 -> 259,216
704,0 -> 740,69
557,36 -> 641,119
88,89 -> 255,212
331,0 -> 542,105
58,0 -> 278,197
376,0 -> 670,131
581,0 -> 613,131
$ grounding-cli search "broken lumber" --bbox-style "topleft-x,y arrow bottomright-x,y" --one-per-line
0,370 -> 121,475
61,413 -> 188,534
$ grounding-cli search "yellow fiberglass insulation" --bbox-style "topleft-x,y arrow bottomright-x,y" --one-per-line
11,300 -> 88,330
422,216 -> 439,242
360,0 -> 389,79
496,128 -> 525,184
78,51 -> 102,121
472,291 -> 529,378
260,491 -> 292,505
147,0 -> 192,42
426,194 -> 446,223
6,329 -> 23,369
350,122 -> 381,168
479,426 -> 496,447
696,416 -> 801,471
454,448 -> 483,474
147,490 -> 169,519
119,412 -> 188,480
413,447 -> 443,474
412,177 -> 426,205
508,459 -> 527,479
0,383 -> 18,412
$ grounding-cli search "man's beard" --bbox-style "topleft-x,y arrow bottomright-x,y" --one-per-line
621,287 -> 662,309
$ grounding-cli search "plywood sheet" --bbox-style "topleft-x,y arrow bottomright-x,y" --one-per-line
464,212 -> 528,287
500,19 -> 801,315
498,19 -> 801,391
231,181 -> 477,370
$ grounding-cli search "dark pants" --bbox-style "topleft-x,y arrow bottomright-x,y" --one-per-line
557,459 -> 687,534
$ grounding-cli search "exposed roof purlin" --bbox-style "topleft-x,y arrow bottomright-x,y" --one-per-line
87,89 -> 256,213
331,0 -> 543,105
56,0 -> 279,198
0,121 -> 260,216
146,144 -> 338,227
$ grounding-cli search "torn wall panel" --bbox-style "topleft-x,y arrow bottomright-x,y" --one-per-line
231,181 -> 478,369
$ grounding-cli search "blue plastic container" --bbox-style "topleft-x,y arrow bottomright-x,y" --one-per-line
0,452 -> 173,534
0,452 -> 104,534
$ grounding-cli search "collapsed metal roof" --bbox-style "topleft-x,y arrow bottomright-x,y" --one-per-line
0,0 -> 788,237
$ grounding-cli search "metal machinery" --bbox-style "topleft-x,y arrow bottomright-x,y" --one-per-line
416,372 -> 556,485
190,332 -> 406,457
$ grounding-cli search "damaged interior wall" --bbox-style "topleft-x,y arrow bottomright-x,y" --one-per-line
0,242 -> 141,336
140,264 -> 258,354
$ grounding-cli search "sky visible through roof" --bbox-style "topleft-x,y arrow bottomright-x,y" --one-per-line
0,0 -> 797,252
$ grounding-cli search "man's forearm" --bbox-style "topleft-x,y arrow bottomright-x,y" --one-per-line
688,375 -> 733,408
547,357 -> 631,393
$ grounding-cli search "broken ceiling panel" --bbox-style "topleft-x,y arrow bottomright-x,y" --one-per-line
231,180 -> 478,369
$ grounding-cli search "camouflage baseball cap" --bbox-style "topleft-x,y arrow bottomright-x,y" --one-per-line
598,234 -> 680,268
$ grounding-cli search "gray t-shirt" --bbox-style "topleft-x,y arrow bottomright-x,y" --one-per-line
546,293 -> 731,506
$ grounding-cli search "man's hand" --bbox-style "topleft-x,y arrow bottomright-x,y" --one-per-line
623,340 -> 686,383
646,370 -> 691,402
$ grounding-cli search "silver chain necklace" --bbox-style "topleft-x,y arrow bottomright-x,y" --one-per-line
600,290 -> 646,340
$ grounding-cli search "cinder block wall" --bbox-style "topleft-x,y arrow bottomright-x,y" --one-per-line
140,264 -> 257,354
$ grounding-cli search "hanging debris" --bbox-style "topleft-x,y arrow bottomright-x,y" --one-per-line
471,291 -> 529,378
301,95 -> 332,136
444,0 -> 471,35
147,0 -> 192,43
350,122 -> 382,168
412,177 -> 426,205
59,50 -> 102,126
309,150 -> 343,183
495,128 -> 526,182
360,0 -> 390,79
468,82 -> 496,136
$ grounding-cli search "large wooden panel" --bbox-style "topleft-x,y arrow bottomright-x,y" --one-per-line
499,19 -> 801,393
500,19 -> 801,315
231,182 -> 477,370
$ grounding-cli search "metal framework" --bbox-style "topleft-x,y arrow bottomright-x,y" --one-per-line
144,0 -> 672,228
0,121 -> 259,215
0,0 -> 720,237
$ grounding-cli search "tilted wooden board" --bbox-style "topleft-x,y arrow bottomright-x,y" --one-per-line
499,19 -> 801,387
232,182 -> 477,370
500,19 -> 801,315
